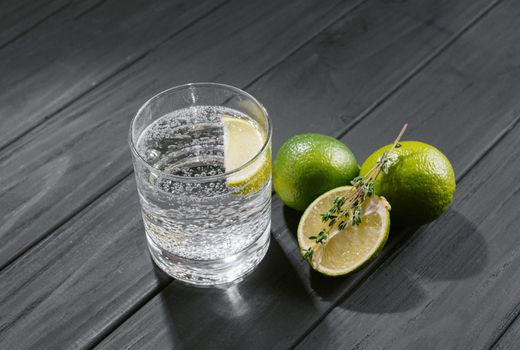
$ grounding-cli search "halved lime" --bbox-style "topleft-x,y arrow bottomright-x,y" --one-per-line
298,186 -> 391,276
223,115 -> 270,193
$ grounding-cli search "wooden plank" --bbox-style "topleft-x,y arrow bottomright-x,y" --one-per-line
0,0 -> 358,270
492,315 -> 520,350
0,0 -> 503,348
99,1 -> 520,349
0,0 -> 76,49
0,0 -> 228,150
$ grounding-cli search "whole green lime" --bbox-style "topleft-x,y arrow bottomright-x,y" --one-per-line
360,141 -> 455,227
273,134 -> 359,211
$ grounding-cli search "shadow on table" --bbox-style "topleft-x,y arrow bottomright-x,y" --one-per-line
282,205 -> 301,239
409,209 -> 488,281
283,205 -> 488,314
152,237 -> 324,349
339,209 -> 488,314
148,206 -> 488,346
282,204 -> 424,313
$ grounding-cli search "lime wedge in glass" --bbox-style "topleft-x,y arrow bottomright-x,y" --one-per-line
223,115 -> 270,194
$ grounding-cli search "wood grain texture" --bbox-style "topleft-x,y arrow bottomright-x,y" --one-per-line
0,0 -> 76,49
493,314 -> 520,349
0,179 -> 167,349
0,0 -> 358,270
101,1 -> 520,348
0,0 -> 227,150
0,3 -> 508,348
248,0 -> 494,150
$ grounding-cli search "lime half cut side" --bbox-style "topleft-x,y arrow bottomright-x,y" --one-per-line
297,186 -> 391,276
222,115 -> 270,194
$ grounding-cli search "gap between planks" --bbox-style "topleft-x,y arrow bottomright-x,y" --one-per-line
0,0 -> 72,51
487,273 -> 520,348
73,0 -> 109,20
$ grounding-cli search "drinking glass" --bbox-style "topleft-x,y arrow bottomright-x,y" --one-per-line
129,83 -> 272,287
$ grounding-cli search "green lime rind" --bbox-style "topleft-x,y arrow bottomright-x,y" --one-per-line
273,134 -> 359,211
360,141 -> 455,227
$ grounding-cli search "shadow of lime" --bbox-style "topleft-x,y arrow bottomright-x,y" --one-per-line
403,208 -> 488,281
281,203 -> 424,313
283,205 -> 487,314
332,209 -> 487,314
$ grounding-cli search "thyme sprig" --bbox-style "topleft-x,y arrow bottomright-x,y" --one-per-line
303,124 -> 408,264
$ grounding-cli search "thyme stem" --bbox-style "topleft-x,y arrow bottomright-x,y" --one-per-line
303,124 -> 408,266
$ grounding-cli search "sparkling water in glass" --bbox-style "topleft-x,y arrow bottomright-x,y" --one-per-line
129,83 -> 272,286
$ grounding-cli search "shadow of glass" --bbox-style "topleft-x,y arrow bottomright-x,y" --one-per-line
152,237 -> 324,349
151,261 -> 173,284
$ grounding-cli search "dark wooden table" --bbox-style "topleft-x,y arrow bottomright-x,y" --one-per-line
1,0 -> 520,348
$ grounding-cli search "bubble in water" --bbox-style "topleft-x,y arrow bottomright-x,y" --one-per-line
146,149 -> 161,162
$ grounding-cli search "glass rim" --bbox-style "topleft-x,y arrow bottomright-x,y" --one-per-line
129,82 -> 272,182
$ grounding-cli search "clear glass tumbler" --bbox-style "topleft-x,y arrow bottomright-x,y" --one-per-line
129,83 -> 272,287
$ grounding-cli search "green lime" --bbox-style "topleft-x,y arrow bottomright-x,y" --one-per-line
273,134 -> 359,211
360,141 -> 455,226
297,186 -> 391,276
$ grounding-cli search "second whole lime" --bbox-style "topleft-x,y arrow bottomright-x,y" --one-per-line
273,134 -> 359,211
360,141 -> 455,227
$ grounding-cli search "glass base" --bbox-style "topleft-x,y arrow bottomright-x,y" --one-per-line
147,224 -> 270,287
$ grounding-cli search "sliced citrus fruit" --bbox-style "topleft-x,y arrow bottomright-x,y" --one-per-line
222,115 -> 270,194
298,186 -> 391,276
